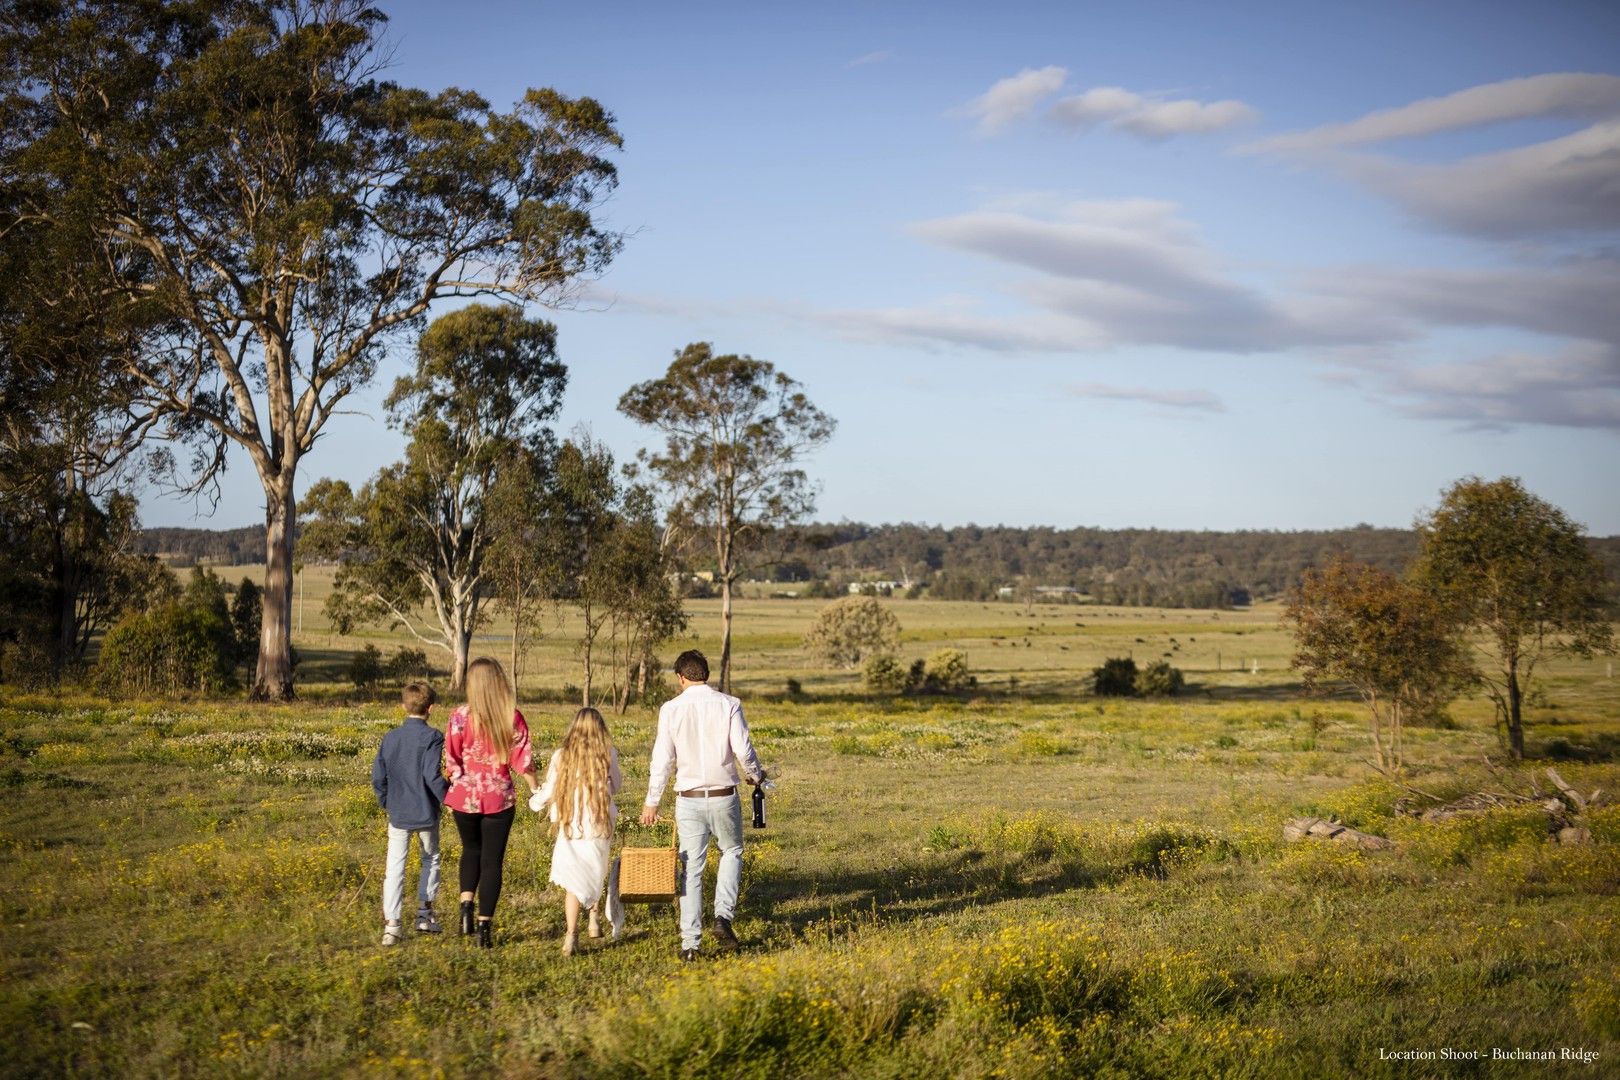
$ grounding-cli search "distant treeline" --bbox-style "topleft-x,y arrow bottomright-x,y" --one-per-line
138,521 -> 1620,609
135,525 -> 277,566
768,523 -> 1620,608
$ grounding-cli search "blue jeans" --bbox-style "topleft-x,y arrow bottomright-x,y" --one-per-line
675,793 -> 743,950
382,822 -> 441,922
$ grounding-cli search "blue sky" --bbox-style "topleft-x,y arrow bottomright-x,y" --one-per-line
142,0 -> 1620,535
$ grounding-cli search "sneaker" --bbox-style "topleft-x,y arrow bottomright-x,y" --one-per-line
712,916 -> 739,951
679,947 -> 699,962
382,925 -> 403,947
415,909 -> 442,934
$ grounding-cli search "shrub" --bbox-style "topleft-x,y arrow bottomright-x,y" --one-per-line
1135,660 -> 1184,697
785,677 -> 803,696
864,654 -> 908,694
386,648 -> 431,680
804,595 -> 902,668
923,648 -> 972,692
1093,657 -> 1139,697
347,644 -> 384,690
97,600 -> 238,696
230,578 -> 261,664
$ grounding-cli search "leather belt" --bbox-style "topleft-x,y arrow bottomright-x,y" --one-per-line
678,787 -> 736,798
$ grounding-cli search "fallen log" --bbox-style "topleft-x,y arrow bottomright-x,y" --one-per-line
1283,817 -> 1394,851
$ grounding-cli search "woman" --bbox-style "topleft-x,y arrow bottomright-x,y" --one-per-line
443,657 -> 536,948
531,707 -> 622,955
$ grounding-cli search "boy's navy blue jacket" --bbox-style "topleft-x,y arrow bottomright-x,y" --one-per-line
371,716 -> 450,830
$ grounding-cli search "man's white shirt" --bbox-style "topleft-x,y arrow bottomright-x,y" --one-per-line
644,683 -> 765,808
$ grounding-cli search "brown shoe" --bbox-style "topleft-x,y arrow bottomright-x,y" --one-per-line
712,916 -> 739,950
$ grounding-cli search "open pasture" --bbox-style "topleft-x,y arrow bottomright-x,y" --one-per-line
2,594 -> 1618,1077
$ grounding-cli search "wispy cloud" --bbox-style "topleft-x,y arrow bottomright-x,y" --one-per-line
1249,73 -> 1620,239
907,199 -> 1388,352
845,49 -> 893,69
1066,382 -> 1227,412
1249,72 -> 1620,153
1051,86 -> 1256,140
1336,343 -> 1620,431
961,65 -> 1067,134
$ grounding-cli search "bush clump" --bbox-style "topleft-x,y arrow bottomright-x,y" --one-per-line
97,600 -> 237,696
1135,660 -> 1184,697
1092,657 -> 1139,697
804,595 -> 902,668
386,648 -> 431,680
864,654 -> 908,694
348,644 -> 385,690
922,648 -> 973,692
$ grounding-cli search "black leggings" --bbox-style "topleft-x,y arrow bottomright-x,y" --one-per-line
452,806 -> 515,918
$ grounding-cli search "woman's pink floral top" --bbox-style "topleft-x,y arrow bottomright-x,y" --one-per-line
443,706 -> 533,814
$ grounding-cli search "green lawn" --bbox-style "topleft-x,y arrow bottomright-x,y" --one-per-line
2,596 -> 1617,1076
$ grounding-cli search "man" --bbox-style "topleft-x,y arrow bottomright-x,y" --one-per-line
641,649 -> 768,960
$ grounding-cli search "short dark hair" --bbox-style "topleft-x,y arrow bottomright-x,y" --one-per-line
402,682 -> 437,715
673,650 -> 709,682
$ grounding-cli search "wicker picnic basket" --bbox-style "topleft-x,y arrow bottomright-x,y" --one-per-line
617,819 -> 679,904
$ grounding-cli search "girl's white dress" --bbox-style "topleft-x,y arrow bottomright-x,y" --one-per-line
531,747 -> 622,916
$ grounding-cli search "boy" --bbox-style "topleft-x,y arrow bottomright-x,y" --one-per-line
370,681 -> 450,946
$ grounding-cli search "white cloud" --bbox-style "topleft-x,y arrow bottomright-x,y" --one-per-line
962,66 -> 1067,134
1066,382 -> 1226,412
1339,343 -> 1620,430
845,50 -> 893,69
908,201 -> 1382,351
1249,73 -> 1620,238
1250,73 -> 1620,153
1347,121 -> 1620,238
1051,86 -> 1256,140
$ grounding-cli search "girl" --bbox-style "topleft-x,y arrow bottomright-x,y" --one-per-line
531,707 -> 622,955
443,656 -> 536,948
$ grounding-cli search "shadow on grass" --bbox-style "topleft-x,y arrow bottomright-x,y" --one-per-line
745,847 -> 1107,937
1532,731 -> 1620,763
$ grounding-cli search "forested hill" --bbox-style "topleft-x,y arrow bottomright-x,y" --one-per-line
135,525 -> 272,566
770,523 -> 1620,608
138,521 -> 1620,609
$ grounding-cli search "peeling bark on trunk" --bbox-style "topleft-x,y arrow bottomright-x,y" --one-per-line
253,484 -> 296,701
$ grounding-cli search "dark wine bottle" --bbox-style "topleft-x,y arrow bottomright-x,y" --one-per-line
751,783 -> 766,828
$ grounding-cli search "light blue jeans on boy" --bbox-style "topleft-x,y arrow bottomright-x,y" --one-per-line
675,793 -> 744,950
382,823 -> 441,922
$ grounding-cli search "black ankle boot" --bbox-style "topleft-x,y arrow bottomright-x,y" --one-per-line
460,901 -> 475,936
476,919 -> 493,949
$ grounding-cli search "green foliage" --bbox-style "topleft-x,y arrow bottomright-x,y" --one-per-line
1093,657 -> 1140,697
922,648 -> 972,692
1413,476 -> 1616,759
1286,555 -> 1468,773
386,648 -> 432,681
1135,660 -> 1185,697
230,579 -> 262,665
618,342 -> 835,689
96,596 -> 237,697
347,645 -> 385,692
864,654 -> 909,695
805,596 -> 902,669
3,1 -> 625,696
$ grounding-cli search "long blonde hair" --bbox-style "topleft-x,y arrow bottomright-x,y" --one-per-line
552,707 -> 614,838
464,657 -> 517,765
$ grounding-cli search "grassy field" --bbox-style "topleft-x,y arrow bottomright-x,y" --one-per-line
2,589 -> 1618,1077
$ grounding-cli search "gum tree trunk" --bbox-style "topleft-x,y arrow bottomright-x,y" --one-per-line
254,483 -> 297,701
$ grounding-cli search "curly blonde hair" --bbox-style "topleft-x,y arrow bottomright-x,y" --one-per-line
464,657 -> 517,765
552,707 -> 614,838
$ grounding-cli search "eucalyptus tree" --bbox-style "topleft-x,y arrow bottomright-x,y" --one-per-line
298,305 -> 567,689
1413,477 -> 1614,760
1285,556 -> 1468,775
618,344 -> 834,692
2,0 -> 623,698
